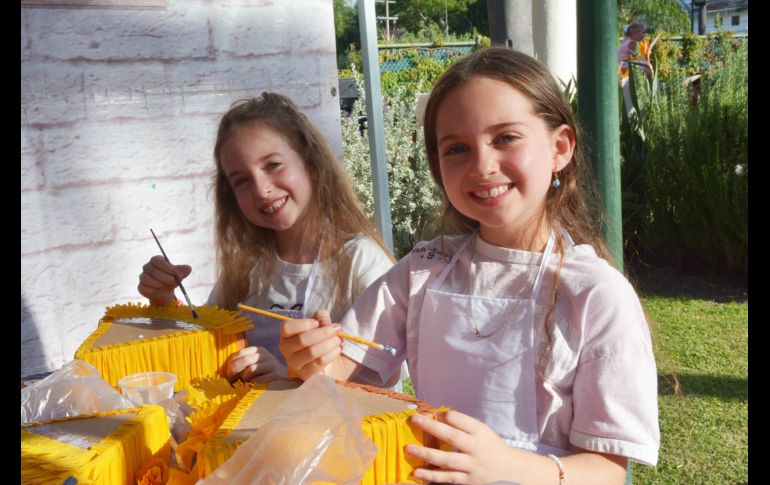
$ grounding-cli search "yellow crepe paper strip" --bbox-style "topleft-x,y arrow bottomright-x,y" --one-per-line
197,382 -> 271,478
22,405 -> 170,485
196,382 -> 442,484
173,377 -> 252,477
186,376 -> 252,407
75,303 -> 252,392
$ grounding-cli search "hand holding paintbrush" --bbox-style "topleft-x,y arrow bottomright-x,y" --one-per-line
238,303 -> 396,355
140,229 -> 198,319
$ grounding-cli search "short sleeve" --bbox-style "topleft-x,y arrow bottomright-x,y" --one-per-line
569,277 -> 660,466
346,235 -> 395,302
339,254 -> 411,387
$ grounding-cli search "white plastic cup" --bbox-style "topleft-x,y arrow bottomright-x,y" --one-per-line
118,372 -> 177,406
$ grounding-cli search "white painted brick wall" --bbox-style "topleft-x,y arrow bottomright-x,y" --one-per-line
21,0 -> 343,375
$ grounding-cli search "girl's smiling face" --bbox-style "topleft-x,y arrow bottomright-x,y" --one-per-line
219,123 -> 313,238
435,76 -> 574,249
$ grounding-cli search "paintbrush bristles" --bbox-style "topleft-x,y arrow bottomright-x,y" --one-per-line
381,344 -> 397,356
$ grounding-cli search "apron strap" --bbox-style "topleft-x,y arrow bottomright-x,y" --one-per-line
530,227 -> 576,300
432,233 -> 475,290
530,230 -> 555,300
301,237 -> 324,317
432,227 -> 574,299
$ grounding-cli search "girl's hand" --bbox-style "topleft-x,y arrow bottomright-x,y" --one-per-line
226,346 -> 287,382
405,410 -> 527,484
137,255 -> 192,306
279,309 -> 344,380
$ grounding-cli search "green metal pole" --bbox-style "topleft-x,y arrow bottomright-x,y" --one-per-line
576,0 -> 623,271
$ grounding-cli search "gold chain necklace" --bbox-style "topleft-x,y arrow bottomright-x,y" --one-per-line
467,237 -> 537,339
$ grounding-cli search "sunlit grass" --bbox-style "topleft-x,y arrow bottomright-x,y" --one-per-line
634,294 -> 747,484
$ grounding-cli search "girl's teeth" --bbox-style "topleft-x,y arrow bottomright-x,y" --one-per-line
263,197 -> 287,213
474,186 -> 508,199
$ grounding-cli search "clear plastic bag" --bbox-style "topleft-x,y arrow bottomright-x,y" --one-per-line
198,375 -> 378,485
21,359 -> 133,424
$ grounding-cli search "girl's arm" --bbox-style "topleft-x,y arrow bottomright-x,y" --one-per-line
280,247 -> 414,384
406,409 -> 627,485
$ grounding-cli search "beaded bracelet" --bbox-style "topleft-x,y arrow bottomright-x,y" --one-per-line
546,454 -> 565,485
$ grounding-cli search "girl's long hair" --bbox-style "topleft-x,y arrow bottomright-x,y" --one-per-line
422,47 -> 613,369
213,92 -> 394,313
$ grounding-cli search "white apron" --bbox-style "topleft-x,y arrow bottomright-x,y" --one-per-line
415,231 -> 566,453
242,249 -> 322,366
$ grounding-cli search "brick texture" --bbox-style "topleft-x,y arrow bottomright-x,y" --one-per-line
21,0 -> 340,375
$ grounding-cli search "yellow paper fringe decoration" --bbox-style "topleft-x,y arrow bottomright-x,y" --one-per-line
102,303 -> 252,334
197,383 -> 270,478
196,383 -> 439,484
173,377 -> 252,477
21,405 -> 170,485
75,303 -> 253,392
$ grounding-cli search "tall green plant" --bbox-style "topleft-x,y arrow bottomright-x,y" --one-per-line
622,36 -> 747,275
342,67 -> 443,258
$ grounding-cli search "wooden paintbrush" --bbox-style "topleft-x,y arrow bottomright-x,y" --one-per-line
238,303 -> 397,356
150,229 -> 199,320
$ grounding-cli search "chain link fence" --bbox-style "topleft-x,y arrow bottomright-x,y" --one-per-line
378,43 -> 475,72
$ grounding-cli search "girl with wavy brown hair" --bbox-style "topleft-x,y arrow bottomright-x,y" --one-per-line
280,48 -> 659,484
138,92 -> 394,383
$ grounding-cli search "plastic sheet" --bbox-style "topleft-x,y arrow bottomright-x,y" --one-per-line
21,359 -> 133,424
198,375 -> 378,485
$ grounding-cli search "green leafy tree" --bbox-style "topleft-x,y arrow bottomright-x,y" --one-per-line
618,0 -> 690,35
334,0 -> 360,69
462,1 -> 489,37
391,0 -> 484,39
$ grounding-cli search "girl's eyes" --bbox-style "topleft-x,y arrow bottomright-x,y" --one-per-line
229,161 -> 281,189
442,134 -> 519,156
444,145 -> 468,156
495,133 -> 518,145
231,177 -> 249,189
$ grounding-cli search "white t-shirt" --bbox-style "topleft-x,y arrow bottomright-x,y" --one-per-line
207,234 -> 393,321
340,234 -> 660,466
206,234 -> 394,367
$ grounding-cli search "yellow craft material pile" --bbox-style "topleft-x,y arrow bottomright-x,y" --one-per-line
22,304 -> 442,484
193,378 -> 443,484
21,405 -> 171,484
74,303 -> 252,391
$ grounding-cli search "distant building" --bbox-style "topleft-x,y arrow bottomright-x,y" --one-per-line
680,0 -> 748,35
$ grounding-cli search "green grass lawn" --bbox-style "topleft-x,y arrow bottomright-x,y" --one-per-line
633,281 -> 748,484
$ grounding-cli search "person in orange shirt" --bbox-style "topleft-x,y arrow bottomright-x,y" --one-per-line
618,22 -> 651,79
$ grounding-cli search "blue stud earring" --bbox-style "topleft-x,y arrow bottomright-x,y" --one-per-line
552,171 -> 561,189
